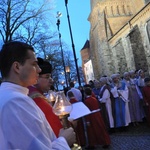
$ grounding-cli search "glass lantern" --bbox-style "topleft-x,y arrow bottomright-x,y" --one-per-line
52,91 -> 72,128
46,90 -> 57,106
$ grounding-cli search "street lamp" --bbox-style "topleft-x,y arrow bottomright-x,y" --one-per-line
64,0 -> 81,86
60,80 -> 65,87
65,66 -> 70,84
65,66 -> 70,73
56,12 -> 68,88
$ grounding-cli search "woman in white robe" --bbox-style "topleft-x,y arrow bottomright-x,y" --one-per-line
99,77 -> 114,129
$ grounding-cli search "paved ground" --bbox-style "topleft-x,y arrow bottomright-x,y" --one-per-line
81,121 -> 150,150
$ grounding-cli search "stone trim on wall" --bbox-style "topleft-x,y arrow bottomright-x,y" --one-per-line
109,2 -> 150,45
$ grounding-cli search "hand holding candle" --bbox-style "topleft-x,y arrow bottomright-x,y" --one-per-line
52,91 -> 82,149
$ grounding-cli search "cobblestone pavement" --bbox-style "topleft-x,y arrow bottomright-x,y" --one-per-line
82,121 -> 150,150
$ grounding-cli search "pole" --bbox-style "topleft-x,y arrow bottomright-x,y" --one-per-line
64,0 -> 81,86
56,18 -> 68,88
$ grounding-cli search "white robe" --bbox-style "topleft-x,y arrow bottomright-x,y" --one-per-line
0,82 -> 70,150
111,84 -> 131,126
99,86 -> 114,128
67,87 -> 82,101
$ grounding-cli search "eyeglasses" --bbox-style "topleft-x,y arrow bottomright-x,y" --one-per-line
39,75 -> 51,80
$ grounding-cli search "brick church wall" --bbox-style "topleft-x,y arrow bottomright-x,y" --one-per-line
128,26 -> 148,71
111,40 -> 128,74
88,0 -> 150,79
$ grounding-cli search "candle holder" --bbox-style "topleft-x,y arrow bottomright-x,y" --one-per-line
52,91 -> 72,129
52,91 -> 82,149
59,114 -> 71,129
46,90 -> 57,106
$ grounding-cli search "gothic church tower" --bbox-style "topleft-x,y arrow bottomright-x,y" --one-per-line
88,0 -> 147,78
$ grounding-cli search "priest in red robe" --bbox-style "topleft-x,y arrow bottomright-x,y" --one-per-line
28,57 -> 62,137
67,91 -> 86,146
84,87 -> 111,149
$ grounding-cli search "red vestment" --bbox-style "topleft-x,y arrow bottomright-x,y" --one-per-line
28,86 -> 62,137
70,98 -> 78,104
69,98 -> 86,146
84,96 -> 111,147
143,86 -> 150,125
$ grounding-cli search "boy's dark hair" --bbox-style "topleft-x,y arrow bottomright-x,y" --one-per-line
69,82 -> 74,88
0,41 -> 34,78
84,87 -> 92,96
83,84 -> 92,88
67,91 -> 74,98
144,77 -> 150,83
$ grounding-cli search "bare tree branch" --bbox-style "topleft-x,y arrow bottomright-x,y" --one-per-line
0,0 -> 54,43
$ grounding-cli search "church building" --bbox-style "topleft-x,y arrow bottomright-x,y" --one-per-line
81,0 -> 150,81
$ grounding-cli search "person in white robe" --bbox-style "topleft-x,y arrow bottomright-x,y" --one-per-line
99,77 -> 114,129
0,83 -> 71,150
67,82 -> 82,102
126,71 -> 144,125
0,41 -> 75,150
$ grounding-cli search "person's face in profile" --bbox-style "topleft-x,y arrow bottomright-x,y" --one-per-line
38,73 -> 52,93
19,50 -> 41,87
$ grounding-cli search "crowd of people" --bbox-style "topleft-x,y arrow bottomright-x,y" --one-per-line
63,69 -> 150,149
0,41 -> 76,150
67,84 -> 111,149
86,70 -> 150,130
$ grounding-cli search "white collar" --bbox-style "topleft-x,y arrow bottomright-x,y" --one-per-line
0,82 -> 29,95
